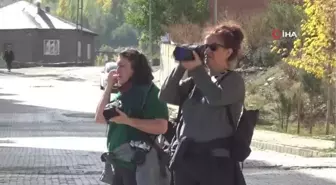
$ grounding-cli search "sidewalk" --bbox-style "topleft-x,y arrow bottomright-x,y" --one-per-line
252,130 -> 336,157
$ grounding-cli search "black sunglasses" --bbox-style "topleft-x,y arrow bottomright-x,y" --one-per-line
206,43 -> 226,51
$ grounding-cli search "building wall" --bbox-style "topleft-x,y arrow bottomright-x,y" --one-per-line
0,29 -> 96,64
0,30 -> 34,63
34,30 -> 96,64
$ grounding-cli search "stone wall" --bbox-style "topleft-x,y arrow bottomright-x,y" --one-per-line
159,44 -> 177,85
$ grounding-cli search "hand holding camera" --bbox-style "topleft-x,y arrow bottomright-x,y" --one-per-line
103,100 -> 122,120
172,44 -> 205,70
103,100 -> 130,125
180,51 -> 203,71
173,44 -> 206,62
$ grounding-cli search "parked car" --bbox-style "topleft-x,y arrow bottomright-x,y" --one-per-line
100,62 -> 117,90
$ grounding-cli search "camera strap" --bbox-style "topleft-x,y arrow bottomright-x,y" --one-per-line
215,70 -> 232,85
139,82 -> 159,145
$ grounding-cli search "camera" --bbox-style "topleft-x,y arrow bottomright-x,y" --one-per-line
103,100 -> 122,121
172,44 -> 206,62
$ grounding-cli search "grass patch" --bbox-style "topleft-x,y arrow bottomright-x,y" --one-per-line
256,122 -> 336,141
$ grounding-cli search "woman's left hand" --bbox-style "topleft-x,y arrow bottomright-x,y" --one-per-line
110,108 -> 132,125
181,51 -> 202,70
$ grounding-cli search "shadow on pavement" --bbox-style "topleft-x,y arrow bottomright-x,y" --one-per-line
56,76 -> 86,82
0,93 -> 105,138
243,159 -> 280,169
0,70 -> 86,82
22,74 -> 60,78
0,93 -> 16,97
0,71 -> 24,76
0,70 -> 59,78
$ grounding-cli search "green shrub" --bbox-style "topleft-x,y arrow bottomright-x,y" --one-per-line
95,53 -> 105,66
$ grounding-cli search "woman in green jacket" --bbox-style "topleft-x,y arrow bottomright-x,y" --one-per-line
95,49 -> 169,185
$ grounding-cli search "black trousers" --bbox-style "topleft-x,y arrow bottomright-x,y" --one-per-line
5,60 -> 12,71
174,156 -> 244,185
113,165 -> 137,185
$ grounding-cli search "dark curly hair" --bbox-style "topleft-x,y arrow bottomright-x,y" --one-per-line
119,49 -> 154,85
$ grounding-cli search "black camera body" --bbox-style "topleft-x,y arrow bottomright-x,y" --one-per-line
172,44 -> 206,62
103,100 -> 122,121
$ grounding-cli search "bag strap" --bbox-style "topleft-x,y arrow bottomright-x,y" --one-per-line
226,107 -> 236,130
140,83 -> 159,142
139,83 -> 170,178
218,71 -> 245,172
174,81 -> 195,142
214,71 -> 237,130
176,81 -> 195,122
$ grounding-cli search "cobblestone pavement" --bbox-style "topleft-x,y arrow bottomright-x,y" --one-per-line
0,67 -> 335,185
1,145 -> 336,185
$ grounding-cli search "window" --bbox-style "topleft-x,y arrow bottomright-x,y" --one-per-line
77,41 -> 81,57
43,39 -> 60,55
87,44 -> 91,59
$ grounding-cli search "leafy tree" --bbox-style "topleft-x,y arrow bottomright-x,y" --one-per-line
96,0 -> 113,13
273,0 -> 336,79
56,0 -> 72,19
55,0 -> 111,23
124,0 -> 209,43
41,0 -> 59,4
44,0 -> 139,48
272,0 -> 336,138
236,0 -> 304,67
110,23 -> 139,47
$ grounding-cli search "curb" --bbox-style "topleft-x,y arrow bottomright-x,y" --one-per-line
251,140 -> 336,158
1,61 -> 93,69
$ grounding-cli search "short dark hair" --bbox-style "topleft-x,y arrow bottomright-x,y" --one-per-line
207,21 -> 244,61
119,49 -> 154,85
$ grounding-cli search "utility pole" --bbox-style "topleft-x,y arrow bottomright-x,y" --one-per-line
76,0 -> 79,64
76,0 -> 79,30
214,0 -> 218,25
80,0 -> 83,33
149,0 -> 152,63
76,0 -> 83,64
334,10 -> 336,149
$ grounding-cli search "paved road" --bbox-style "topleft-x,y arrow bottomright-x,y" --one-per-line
0,67 -> 335,185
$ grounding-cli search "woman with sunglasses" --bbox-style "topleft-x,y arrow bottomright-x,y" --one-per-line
159,22 -> 246,185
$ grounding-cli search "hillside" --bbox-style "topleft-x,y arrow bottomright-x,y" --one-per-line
241,63 -> 334,141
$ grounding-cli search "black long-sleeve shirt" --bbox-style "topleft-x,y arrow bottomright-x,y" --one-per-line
4,50 -> 14,62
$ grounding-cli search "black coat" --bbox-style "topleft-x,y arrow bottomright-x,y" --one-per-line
3,50 -> 14,62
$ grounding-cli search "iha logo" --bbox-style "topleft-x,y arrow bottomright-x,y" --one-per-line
272,29 -> 298,40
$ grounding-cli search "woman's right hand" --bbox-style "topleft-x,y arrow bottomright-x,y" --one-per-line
106,70 -> 118,89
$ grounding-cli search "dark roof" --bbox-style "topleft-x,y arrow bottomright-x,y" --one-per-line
0,1 -> 97,35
